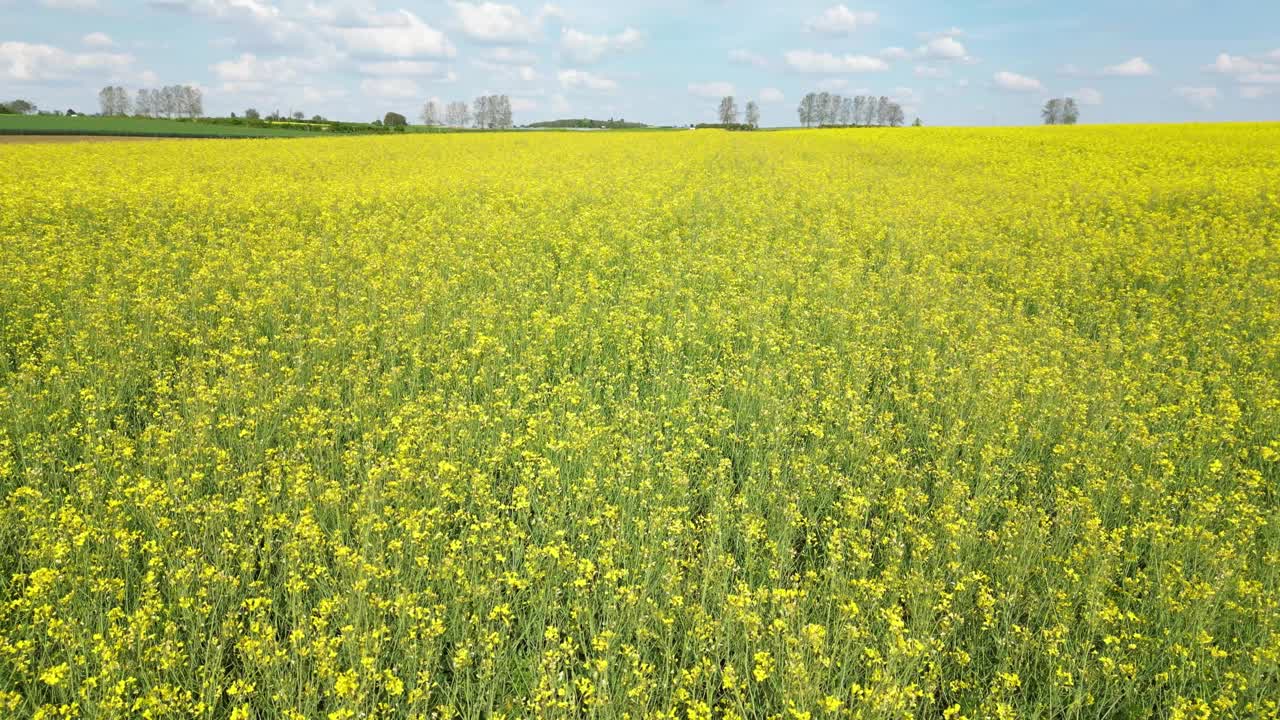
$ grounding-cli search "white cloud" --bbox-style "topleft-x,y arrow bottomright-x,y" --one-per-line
919,27 -> 964,40
329,10 -> 455,58
688,81 -> 733,98
1241,72 -> 1280,84
485,47 -> 538,65
729,49 -> 768,68
1073,87 -> 1102,105
302,85 -> 347,103
806,5 -> 877,35
450,2 -> 544,43
149,0 -> 315,52
1240,86 -> 1274,100
510,96 -> 537,112
82,32 -> 115,48
561,27 -> 642,63
149,0 -> 278,20
41,0 -> 100,8
558,68 -> 615,91
211,52 -> 325,92
880,47 -> 910,61
1206,53 -> 1270,75
1,41 -> 134,82
993,70 -> 1043,92
1174,86 -> 1217,109
918,36 -> 970,62
1102,57 -> 1153,76
472,59 -> 537,82
360,76 -> 420,98
914,65 -> 948,78
358,60 -> 450,77
759,87 -> 784,103
784,50 -> 888,73
891,86 -> 921,106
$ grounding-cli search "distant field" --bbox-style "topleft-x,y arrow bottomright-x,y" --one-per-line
0,115 -> 313,138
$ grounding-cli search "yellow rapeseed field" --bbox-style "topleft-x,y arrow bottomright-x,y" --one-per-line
1,125 -> 1279,719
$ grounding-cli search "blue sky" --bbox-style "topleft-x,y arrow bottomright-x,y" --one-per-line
2,0 -> 1277,126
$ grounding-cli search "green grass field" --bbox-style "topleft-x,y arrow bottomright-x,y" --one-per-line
0,115 -> 315,138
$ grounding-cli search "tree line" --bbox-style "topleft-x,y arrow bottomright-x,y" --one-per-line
98,85 -> 204,119
420,96 -> 515,129
798,92 -> 905,128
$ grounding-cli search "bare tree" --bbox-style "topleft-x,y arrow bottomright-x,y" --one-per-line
717,95 -> 739,124
798,92 -> 818,127
183,86 -> 203,118
421,100 -> 441,126
135,89 -> 152,117
887,103 -> 905,127
445,101 -> 471,127
745,100 -> 760,128
98,86 -> 130,116
852,95 -> 867,126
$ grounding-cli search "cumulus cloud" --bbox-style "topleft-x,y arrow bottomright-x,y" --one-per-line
148,0 -> 321,52
302,85 -> 347,103
784,50 -> 888,73
450,1 -> 547,43
358,60 -> 452,78
759,87 -> 784,103
1073,87 -> 1102,105
210,52 -> 327,92
880,47 -> 910,61
328,10 -> 455,58
560,27 -> 642,64
1,40 -> 134,82
1206,53 -> 1270,75
993,70 -> 1043,92
558,68 -> 615,91
1174,86 -> 1217,109
729,49 -> 768,68
360,76 -> 420,98
918,36 -> 970,63
806,5 -> 877,35
688,81 -> 733,98
82,32 -> 115,48
1102,57 -> 1153,76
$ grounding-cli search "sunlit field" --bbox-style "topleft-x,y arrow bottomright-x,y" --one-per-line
1,125 -> 1278,719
